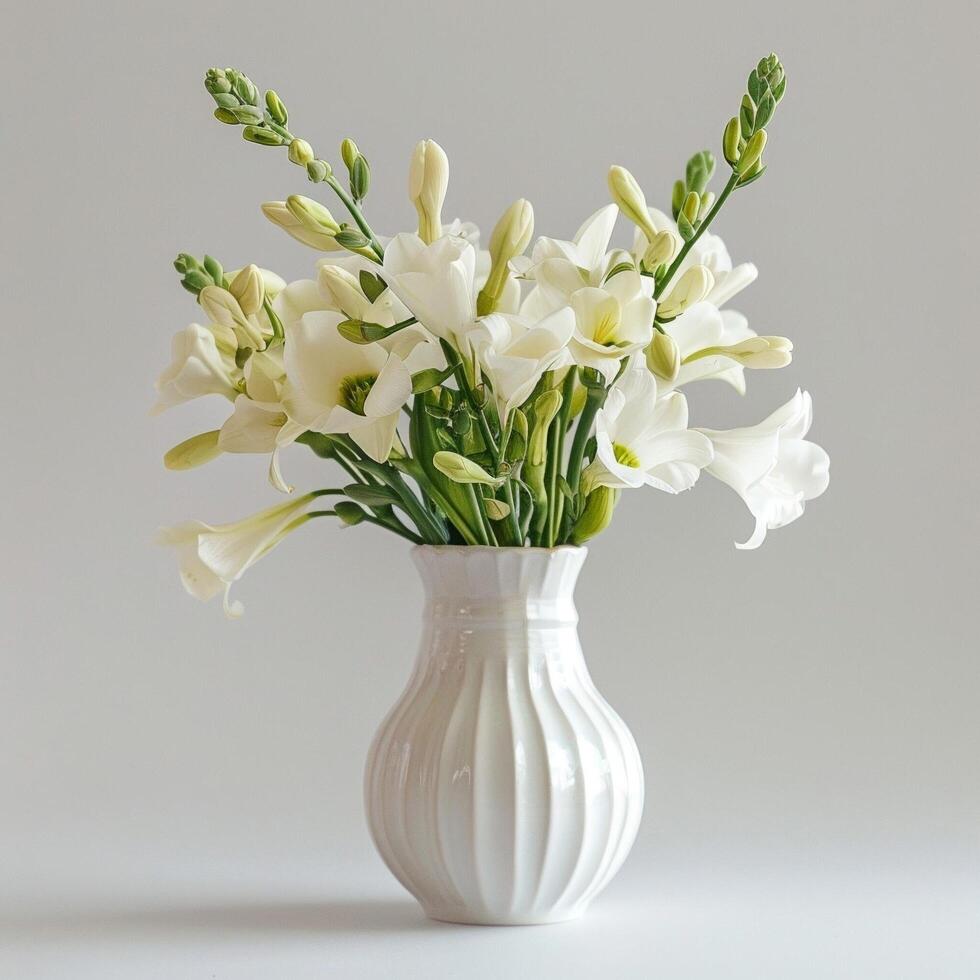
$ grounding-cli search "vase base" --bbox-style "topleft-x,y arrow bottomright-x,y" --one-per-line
423,906 -> 586,927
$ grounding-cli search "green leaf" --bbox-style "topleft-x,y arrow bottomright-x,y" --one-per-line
412,365 -> 455,394
335,501 -> 366,526
344,484 -> 400,507
359,270 -> 387,303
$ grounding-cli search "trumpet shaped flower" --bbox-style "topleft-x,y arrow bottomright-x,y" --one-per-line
584,369 -> 713,492
567,271 -> 655,381
696,389 -> 830,549
382,232 -> 477,346
282,310 -> 413,463
158,494 -> 321,617
469,308 -> 575,423
153,323 -> 240,413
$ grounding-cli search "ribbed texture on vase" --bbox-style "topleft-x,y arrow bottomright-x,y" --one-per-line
364,547 -> 644,925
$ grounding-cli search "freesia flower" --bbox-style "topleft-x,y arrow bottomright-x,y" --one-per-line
469,308 -> 574,423
158,494 -> 322,617
281,310 -> 414,463
382,232 -> 477,346
696,389 -> 830,549
584,368 -> 713,492
153,323 -> 239,413
567,270 -> 655,381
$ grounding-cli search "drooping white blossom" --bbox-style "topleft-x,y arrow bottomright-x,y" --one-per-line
696,389 -> 830,549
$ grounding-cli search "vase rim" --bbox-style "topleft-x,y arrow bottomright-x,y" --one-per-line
412,544 -> 587,555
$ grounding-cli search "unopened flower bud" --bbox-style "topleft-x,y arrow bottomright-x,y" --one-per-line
571,486 -> 620,545
205,68 -> 232,97
287,138 -> 314,166
723,116 -> 741,167
306,159 -> 331,182
642,230 -> 677,272
608,165 -> 658,242
409,139 -> 449,244
261,201 -> 339,250
264,89 -> 287,125
242,125 -> 284,146
698,192 -> 715,219
229,264 -> 265,316
213,107 -> 239,125
682,191 -> 700,224
231,105 -> 264,126
285,195 -> 341,235
658,266 -> 715,320
341,138 -> 359,171
645,330 -> 680,381
164,430 -> 223,471
528,388 -> 563,467
477,198 -> 534,315
737,129 -> 767,175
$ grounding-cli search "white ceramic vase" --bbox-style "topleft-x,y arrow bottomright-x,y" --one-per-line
364,546 -> 644,925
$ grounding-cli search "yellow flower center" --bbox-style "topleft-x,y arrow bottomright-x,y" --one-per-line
613,442 -> 641,468
339,373 -> 377,415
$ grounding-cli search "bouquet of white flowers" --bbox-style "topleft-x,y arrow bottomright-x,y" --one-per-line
157,54 -> 829,617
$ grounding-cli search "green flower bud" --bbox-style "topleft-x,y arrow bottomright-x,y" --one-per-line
202,255 -> 224,284
737,129 -> 767,175
335,501 -> 367,526
571,486 -> 619,545
645,330 -> 680,381
265,89 -> 288,126
723,117 -> 741,167
341,138 -> 359,171
698,192 -> 715,219
242,125 -> 284,146
528,388 -> 562,467
682,191 -> 700,224
350,154 -> 370,201
433,451 -> 503,487
287,138 -> 314,166
306,159 -> 331,182
164,430 -> 222,471
232,71 -> 258,106
230,105 -> 264,125
205,68 -> 232,96
213,108 -> 239,125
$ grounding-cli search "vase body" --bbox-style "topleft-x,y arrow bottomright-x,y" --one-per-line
364,546 -> 644,925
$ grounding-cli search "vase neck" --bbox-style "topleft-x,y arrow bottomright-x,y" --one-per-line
411,546 -> 586,628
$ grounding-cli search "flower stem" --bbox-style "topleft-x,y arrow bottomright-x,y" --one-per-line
655,171 -> 739,299
325,175 -> 385,260
565,385 -> 603,499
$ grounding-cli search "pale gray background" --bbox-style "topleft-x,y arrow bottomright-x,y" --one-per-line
2,0 -> 978,976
